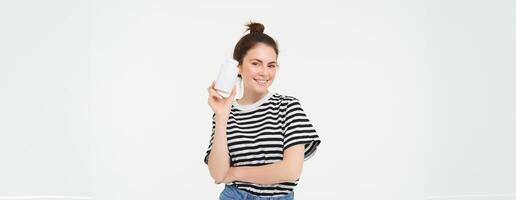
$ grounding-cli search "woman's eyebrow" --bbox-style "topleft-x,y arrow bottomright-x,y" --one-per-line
251,58 -> 276,64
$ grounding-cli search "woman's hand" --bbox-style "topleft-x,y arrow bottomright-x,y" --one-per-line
207,81 -> 237,118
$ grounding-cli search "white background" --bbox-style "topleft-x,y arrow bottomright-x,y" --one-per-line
0,0 -> 514,200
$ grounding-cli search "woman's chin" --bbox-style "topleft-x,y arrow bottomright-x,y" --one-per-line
251,86 -> 269,93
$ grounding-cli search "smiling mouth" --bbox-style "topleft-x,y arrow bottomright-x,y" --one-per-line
254,79 -> 268,86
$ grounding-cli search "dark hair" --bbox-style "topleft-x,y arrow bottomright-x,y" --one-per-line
233,22 -> 279,78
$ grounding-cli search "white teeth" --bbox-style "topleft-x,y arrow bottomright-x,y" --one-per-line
255,79 -> 267,85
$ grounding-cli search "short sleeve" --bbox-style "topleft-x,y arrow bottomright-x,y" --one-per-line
203,113 -> 216,165
283,97 -> 321,161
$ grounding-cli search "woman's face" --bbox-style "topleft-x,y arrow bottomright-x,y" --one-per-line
239,43 -> 278,95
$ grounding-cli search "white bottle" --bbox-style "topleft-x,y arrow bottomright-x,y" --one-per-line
214,58 -> 239,98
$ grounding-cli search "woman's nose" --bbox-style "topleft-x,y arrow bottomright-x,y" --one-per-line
257,65 -> 267,75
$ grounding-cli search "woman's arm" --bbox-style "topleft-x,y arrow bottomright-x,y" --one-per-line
217,144 -> 305,185
207,114 -> 232,183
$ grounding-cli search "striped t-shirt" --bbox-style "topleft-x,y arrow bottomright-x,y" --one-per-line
204,91 -> 321,197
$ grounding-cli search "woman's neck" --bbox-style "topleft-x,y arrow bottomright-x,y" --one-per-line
238,90 -> 269,105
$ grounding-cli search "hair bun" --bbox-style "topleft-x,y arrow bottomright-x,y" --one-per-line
246,22 -> 265,34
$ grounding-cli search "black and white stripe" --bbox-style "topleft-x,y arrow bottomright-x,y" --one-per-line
204,93 -> 321,197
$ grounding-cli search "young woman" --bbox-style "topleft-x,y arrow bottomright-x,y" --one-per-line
204,22 -> 321,200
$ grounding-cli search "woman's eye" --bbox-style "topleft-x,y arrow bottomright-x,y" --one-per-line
252,62 -> 258,66
268,65 -> 276,68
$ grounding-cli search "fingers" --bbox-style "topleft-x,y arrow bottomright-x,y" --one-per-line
209,89 -> 223,100
208,81 -> 223,100
207,81 -> 215,92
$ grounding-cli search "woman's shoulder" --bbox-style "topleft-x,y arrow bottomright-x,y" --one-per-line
271,92 -> 300,103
